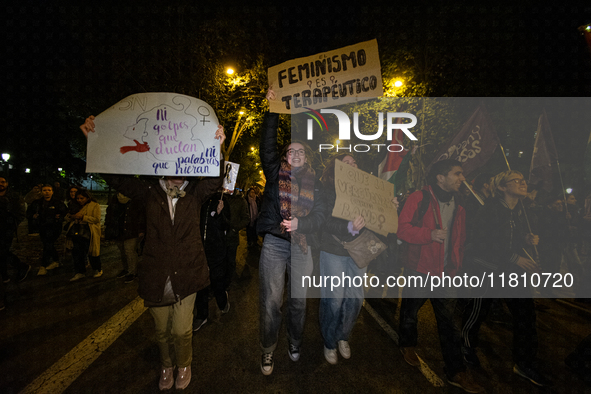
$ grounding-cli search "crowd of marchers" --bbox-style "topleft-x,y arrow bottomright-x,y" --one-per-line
1,90 -> 590,392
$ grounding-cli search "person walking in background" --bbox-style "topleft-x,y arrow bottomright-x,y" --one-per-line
105,192 -> 145,283
225,189 -> 249,285
257,88 -> 327,376
193,192 -> 231,331
65,186 -> 81,216
66,189 -> 102,281
0,175 -> 30,284
27,184 -> 67,276
246,187 -> 261,247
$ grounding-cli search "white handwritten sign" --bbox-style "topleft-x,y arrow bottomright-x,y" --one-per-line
268,39 -> 383,114
86,93 -> 221,176
333,159 -> 397,236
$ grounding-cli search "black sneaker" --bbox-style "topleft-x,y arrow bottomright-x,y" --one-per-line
462,346 -> 481,368
288,343 -> 300,362
124,274 -> 136,284
116,270 -> 129,279
261,352 -> 274,375
17,264 -> 32,282
513,364 -> 552,387
193,318 -> 208,332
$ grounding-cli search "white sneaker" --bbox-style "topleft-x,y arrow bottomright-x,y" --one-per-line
261,352 -> 274,375
37,267 -> 47,276
93,270 -> 103,278
46,261 -> 60,270
324,346 -> 338,365
338,340 -> 351,359
70,273 -> 85,282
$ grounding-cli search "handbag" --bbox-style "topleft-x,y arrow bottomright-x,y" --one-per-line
333,230 -> 387,268
67,223 -> 91,240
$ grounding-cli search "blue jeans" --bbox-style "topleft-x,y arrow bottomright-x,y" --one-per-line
259,233 -> 313,353
319,251 -> 365,350
399,269 -> 464,378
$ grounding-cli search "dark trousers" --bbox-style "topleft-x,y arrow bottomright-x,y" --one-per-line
72,238 -> 101,273
41,238 -> 59,267
246,224 -> 257,245
225,241 -> 238,289
195,249 -> 228,320
399,269 -> 465,378
462,297 -> 538,367
1,236 -> 27,278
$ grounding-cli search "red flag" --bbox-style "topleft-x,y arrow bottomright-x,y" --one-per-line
529,110 -> 558,192
430,104 -> 500,177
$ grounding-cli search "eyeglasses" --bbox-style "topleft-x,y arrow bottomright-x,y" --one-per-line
287,149 -> 305,157
504,178 -> 527,185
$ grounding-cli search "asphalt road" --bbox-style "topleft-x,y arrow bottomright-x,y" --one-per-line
1,221 -> 590,393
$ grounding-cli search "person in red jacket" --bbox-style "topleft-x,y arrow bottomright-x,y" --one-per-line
397,159 -> 482,393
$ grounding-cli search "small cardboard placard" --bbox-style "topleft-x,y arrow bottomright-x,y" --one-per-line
332,159 -> 397,236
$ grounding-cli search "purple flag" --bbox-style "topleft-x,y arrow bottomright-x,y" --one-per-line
430,104 -> 500,176
529,111 -> 558,192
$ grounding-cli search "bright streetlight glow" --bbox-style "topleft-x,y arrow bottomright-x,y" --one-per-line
251,147 -> 255,151
1,153 -> 9,161
394,80 -> 403,88
25,168 -> 30,173
566,188 -> 573,193
226,68 -> 234,75
58,167 -> 63,171
239,110 -> 244,115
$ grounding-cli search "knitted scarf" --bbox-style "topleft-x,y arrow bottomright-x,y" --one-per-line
278,160 -> 315,253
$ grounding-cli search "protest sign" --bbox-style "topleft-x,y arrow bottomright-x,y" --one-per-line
268,39 -> 383,114
222,161 -> 240,193
332,159 -> 397,236
86,93 -> 221,176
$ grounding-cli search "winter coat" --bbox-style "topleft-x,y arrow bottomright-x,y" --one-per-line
26,197 -> 67,242
0,190 -> 25,241
226,193 -> 249,245
104,174 -> 223,304
256,112 -> 327,242
104,195 -> 146,241
66,200 -> 101,256
397,186 -> 465,276
200,193 -> 231,252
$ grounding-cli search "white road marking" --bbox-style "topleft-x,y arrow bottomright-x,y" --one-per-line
363,300 -> 446,388
20,296 -> 147,394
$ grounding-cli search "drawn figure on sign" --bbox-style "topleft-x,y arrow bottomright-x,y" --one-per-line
118,96 -> 208,163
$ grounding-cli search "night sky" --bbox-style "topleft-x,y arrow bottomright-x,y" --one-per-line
4,0 -> 591,188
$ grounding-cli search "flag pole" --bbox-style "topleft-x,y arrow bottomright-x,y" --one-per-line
463,180 -> 485,206
556,160 -> 569,221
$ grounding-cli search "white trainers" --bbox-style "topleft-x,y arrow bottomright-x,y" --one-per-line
261,352 -> 274,375
46,261 -> 60,270
93,270 -> 103,278
37,266 -> 47,276
324,346 -> 338,365
338,340 -> 351,359
70,273 -> 85,282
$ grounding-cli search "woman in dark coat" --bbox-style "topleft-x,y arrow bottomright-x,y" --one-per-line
80,115 -> 225,391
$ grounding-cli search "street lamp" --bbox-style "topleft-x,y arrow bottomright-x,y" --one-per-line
394,80 -> 404,88
226,67 -> 235,75
1,153 -> 9,162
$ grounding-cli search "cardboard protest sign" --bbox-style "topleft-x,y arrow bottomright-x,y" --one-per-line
222,161 -> 240,193
268,39 -> 383,114
332,159 -> 397,236
86,93 -> 221,176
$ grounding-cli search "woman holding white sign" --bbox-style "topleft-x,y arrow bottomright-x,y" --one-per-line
257,89 -> 327,376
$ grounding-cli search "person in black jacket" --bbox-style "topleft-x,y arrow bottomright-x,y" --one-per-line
105,192 -> 146,283
460,170 -> 550,387
27,184 -> 67,275
193,191 -> 231,331
257,89 -> 327,376
0,175 -> 30,285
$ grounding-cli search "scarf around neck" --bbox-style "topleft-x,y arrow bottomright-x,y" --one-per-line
278,160 -> 315,253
